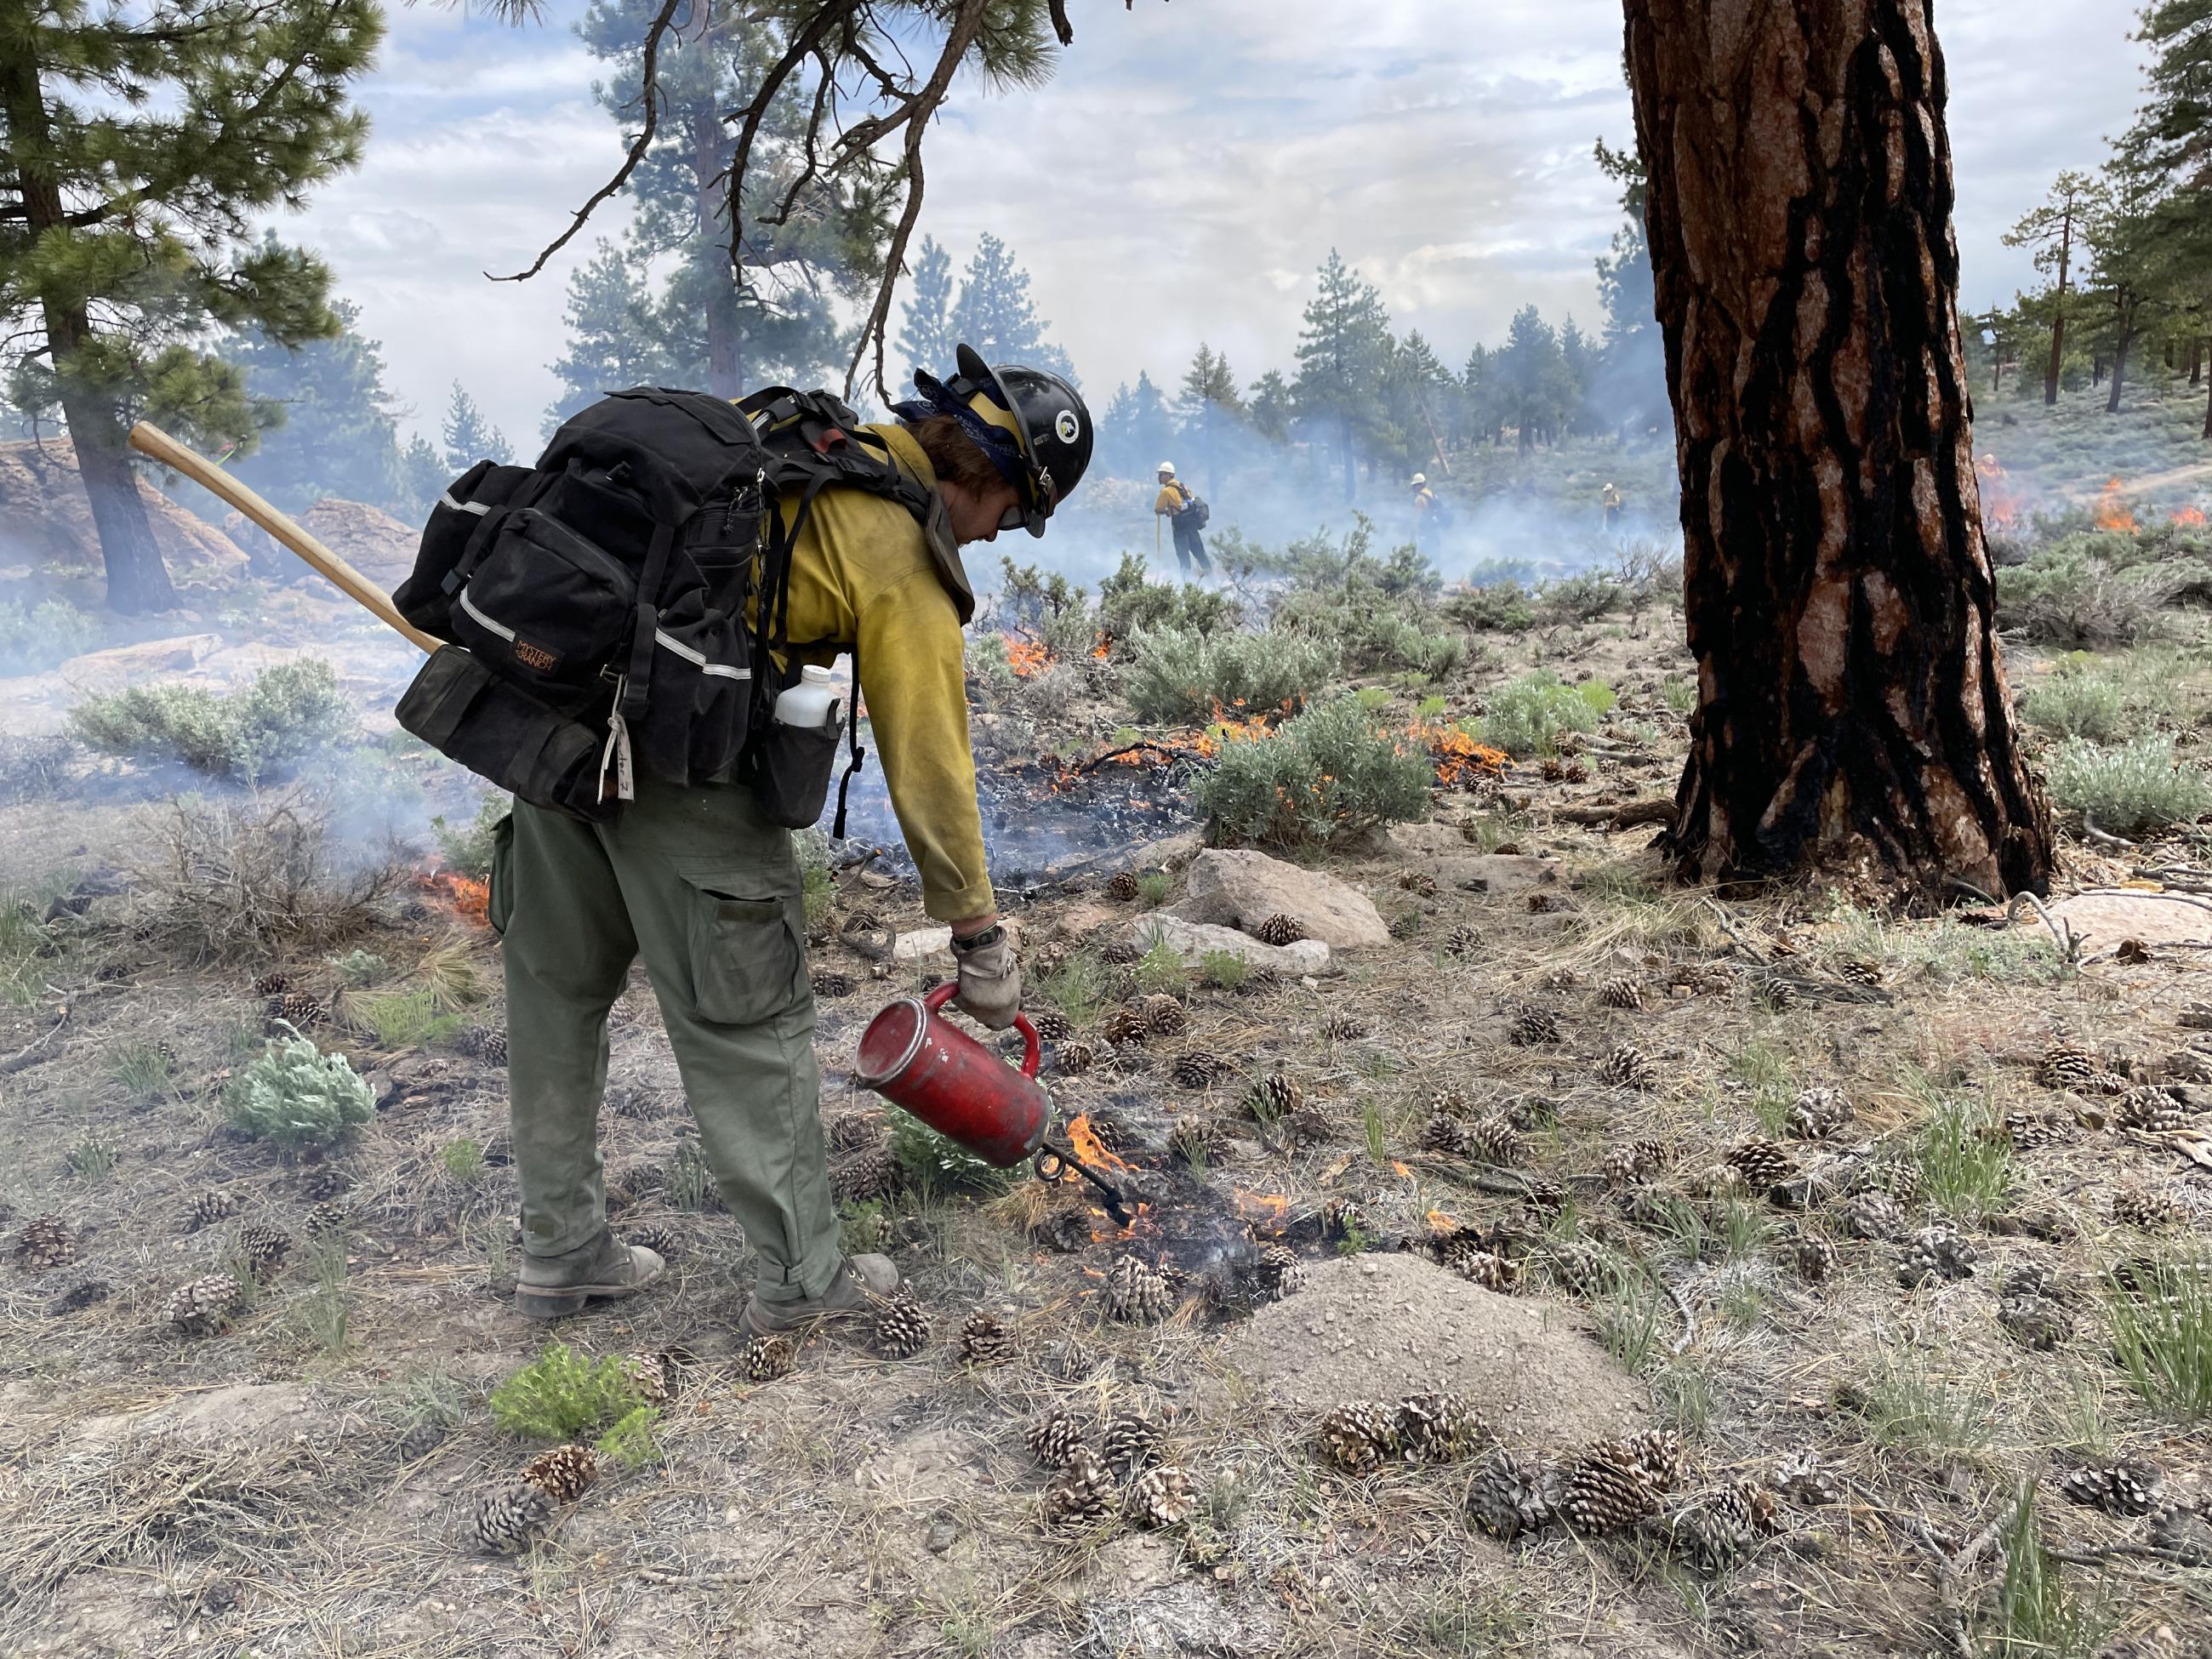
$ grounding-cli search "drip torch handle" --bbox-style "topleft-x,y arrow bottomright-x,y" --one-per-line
923,981 -> 1040,1079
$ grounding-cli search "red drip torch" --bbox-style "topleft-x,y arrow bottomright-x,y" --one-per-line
854,983 -> 1133,1225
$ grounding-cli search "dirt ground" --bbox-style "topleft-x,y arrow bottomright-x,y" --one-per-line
3,603 -> 2211,1659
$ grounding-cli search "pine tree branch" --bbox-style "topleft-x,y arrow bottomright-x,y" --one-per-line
486,0 -> 685,282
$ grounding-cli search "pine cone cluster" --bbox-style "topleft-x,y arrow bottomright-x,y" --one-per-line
1786,1086 -> 1854,1141
1896,1223 -> 1975,1287
1104,1254 -> 1175,1324
1597,1043 -> 1656,1091
1126,1463 -> 1194,1529
1543,1240 -> 1616,1298
1105,869 -> 1142,903
165,1273 -> 242,1336
184,1191 -> 239,1233
809,968 -> 853,999
1030,1206 -> 1092,1254
2113,1184 -> 2187,1229
1461,1114 -> 1522,1166
457,1024 -> 508,1064
1595,1428 -> 1689,1491
14,1214 -> 74,1270
743,1334 -> 796,1382
268,991 -> 325,1027
2004,1109 -> 2071,1150
1599,976 -> 1645,1011
1041,1446 -> 1117,1526
1098,1006 -> 1151,1046
1468,1446 -> 1562,1541
1432,1232 -> 1520,1292
1997,1266 -> 2073,1350
1026,1410 -> 1088,1469
1420,1112 -> 1468,1155
1394,1392 -> 1492,1463
1255,1243 -> 1304,1301
1314,1400 -> 1399,1473
2114,1085 -> 2190,1132
1839,1189 -> 1906,1241
1098,1411 -> 1165,1478
1508,1006 -> 1561,1046
1244,1069 -> 1303,1120
238,1223 -> 292,1281
253,968 -> 291,996
1526,889 -> 1565,915
622,1352 -> 671,1405
830,1145 -> 899,1206
1601,1137 -> 1671,1188
1252,913 -> 1307,947
2058,1458 -> 2164,1518
870,1291 -> 932,1359
1724,1136 -> 1797,1192
470,1481 -> 554,1554
520,1444 -> 598,1504
957,1310 -> 1014,1367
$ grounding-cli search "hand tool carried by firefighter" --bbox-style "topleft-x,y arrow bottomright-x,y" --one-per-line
857,984 -> 1132,1224
126,420 -> 441,653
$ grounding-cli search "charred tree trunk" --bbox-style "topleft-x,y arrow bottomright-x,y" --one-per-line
2191,336 -> 2202,386
1624,0 -> 2053,901
2107,310 -> 2136,415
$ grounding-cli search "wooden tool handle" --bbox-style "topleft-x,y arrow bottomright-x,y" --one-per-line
128,419 -> 442,655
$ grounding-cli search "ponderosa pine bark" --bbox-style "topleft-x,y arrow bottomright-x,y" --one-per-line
1623,0 -> 2054,902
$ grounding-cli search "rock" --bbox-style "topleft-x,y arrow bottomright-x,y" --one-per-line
0,438 -> 248,591
294,499 -> 424,591
2048,891 -> 2212,949
56,634 -> 223,687
892,926 -> 954,963
1213,1252 -> 1650,1446
1172,847 -> 1389,950
1385,824 -> 1561,895
1129,913 -> 1333,976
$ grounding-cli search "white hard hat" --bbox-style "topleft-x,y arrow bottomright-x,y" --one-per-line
1156,460 -> 1176,476
1411,473 -> 1427,487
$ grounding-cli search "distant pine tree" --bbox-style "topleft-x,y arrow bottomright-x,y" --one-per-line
442,385 -> 510,473
897,237 -> 960,384
949,233 -> 1077,381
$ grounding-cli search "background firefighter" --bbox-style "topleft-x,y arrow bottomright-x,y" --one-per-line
1153,459 -> 1211,577
492,348 -> 1092,1335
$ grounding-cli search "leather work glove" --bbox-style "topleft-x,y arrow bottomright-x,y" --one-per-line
950,925 -> 1021,1029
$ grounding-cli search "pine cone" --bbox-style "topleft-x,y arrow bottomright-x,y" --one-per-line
1445,923 -> 1480,958
623,1352 -> 671,1405
870,1290 -> 931,1359
2115,1085 -> 2190,1131
1469,1446 -> 1561,1540
1141,994 -> 1189,1037
470,1480 -> 554,1554
1519,1177 -> 1569,1221
1256,1243 -> 1305,1301
1098,1006 -> 1151,1046
1598,1043 -> 1656,1091
1508,1006 -> 1560,1046
1599,975 -> 1645,1011
2038,1038 -> 2100,1088
1244,1070 -> 1302,1120
2148,1507 -> 2212,1568
1419,1112 -> 1469,1156
1126,1463 -> 1194,1529
268,991 -> 324,1028
628,1222 -> 678,1259
1026,1409 -> 1088,1469
183,1191 -> 239,1233
519,1444 -> 598,1504
1839,1190 -> 1905,1241
1031,1206 -> 1092,1253
743,1334 -> 796,1382
2058,1459 -> 2164,1518
1786,1086 -> 1854,1142
1463,1115 -> 1522,1166
809,968 -> 854,999
1055,1038 -> 1099,1076
1321,1196 -> 1365,1240
299,1165 -> 351,1201
1725,1136 -> 1797,1192
957,1311 -> 1014,1367
1041,1446 -> 1116,1526
1837,958 -> 1884,987
252,969 -> 291,996
1998,1284 -> 2072,1350
1526,889 -> 1564,915
830,1145 -> 900,1206
1665,1483 -> 1767,1575
238,1223 -> 292,1281
1896,1223 -> 1976,1287
1394,1392 -> 1491,1463
1435,1235 -> 1520,1292
1166,1115 -> 1229,1169
1562,1451 -> 1662,1534
1253,913 -> 1306,947
1104,1254 -> 1174,1324
456,1024 -> 508,1064
1773,1449 -> 1841,1508
1027,1007 -> 1075,1042
1592,1428 -> 1689,1492
164,1273 -> 242,1336
14,1214 -> 74,1270
1399,869 -> 1439,898
2112,1185 -> 2188,1229
2004,1109 -> 2071,1150
1098,1411 -> 1166,1478
1543,1239 -> 1616,1298
299,1200 -> 345,1239
1098,937 -> 1141,966
1314,1401 -> 1398,1473
1171,1051 -> 1226,1090
1602,1137 -> 1671,1188
1105,869 -> 1142,903
1793,1231 -> 1839,1283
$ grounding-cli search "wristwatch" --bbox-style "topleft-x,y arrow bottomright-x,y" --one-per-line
949,923 -> 1006,955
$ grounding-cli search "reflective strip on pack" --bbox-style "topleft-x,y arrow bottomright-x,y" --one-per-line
457,586 -> 516,641
653,628 -> 750,682
438,491 -> 493,516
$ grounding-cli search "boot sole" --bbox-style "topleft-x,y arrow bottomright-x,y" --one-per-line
514,1282 -> 647,1321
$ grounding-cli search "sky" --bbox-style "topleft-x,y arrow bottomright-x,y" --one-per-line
289,0 -> 2151,452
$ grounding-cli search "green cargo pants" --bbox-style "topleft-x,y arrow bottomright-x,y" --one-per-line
487,774 -> 843,1301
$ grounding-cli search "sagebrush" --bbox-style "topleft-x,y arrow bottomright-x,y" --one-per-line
225,1029 -> 374,1148
1194,693 -> 1431,850
68,658 -> 356,780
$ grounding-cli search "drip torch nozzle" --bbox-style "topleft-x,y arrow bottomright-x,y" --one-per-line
1035,1143 -> 1135,1229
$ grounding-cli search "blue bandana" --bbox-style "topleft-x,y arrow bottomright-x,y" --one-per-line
892,370 -> 1029,497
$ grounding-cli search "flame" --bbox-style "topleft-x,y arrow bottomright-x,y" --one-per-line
1090,634 -> 1112,660
1232,1189 -> 1290,1231
1425,1208 -> 1457,1232
1003,636 -> 1049,678
1390,1160 -> 1412,1179
2095,477 -> 2141,534
413,865 -> 490,926
1411,721 -> 1508,789
1976,453 -> 2021,529
2174,505 -> 2208,527
1064,1113 -> 1132,1175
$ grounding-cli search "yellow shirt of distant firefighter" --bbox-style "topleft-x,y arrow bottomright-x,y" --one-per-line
1155,483 -> 1192,515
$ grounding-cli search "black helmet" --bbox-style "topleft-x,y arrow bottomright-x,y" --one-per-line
947,344 -> 1092,536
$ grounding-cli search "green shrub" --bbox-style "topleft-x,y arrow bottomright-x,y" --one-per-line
1124,626 -> 1337,724
2020,671 -> 2129,741
439,1137 -> 487,1185
1998,553 -> 2174,647
430,795 -> 512,880
1037,948 -> 1109,1023
1539,573 -> 1626,624
1197,948 -> 1248,989
596,1404 -> 663,1469
330,948 -> 388,988
1661,674 -> 1696,715
1132,936 -> 1189,995
0,597 -> 100,671
490,1341 -> 653,1441
1097,551 -> 1239,645
2045,737 -> 2212,835
889,1111 -> 1014,1197
1477,670 -> 1606,758
356,988 -> 461,1051
1980,1484 -> 2112,1658
1441,581 -> 1536,632
794,827 -> 835,925
1193,693 -> 1432,850
225,1029 -> 374,1148
1912,1090 -> 2012,1223
68,658 -> 356,780
1135,870 -> 1173,907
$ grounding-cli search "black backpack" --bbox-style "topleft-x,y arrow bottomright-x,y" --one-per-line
391,385 -> 933,825
1173,484 -> 1211,531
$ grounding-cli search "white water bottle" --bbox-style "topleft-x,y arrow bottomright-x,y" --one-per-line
774,664 -> 844,731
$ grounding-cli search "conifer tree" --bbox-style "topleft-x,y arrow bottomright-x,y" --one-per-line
2003,172 -> 2108,408
442,385 -> 510,474
1291,249 -> 1391,501
0,0 -> 380,611
226,300 -> 408,513
1177,343 -> 1243,473
544,241 -> 673,434
897,237 -> 959,383
949,232 -> 1075,379
1246,370 -> 1294,444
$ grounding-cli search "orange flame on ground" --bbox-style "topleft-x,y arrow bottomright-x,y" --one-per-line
1233,1190 -> 1290,1231
414,866 -> 490,926
2095,477 -> 2141,534
1064,1113 -> 1132,1175
1390,1160 -> 1412,1179
1976,453 -> 2021,529
1090,634 -> 1112,660
1425,1208 -> 1458,1232
1411,721 -> 1508,789
1003,636 -> 1049,677
2174,505 -> 2208,527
